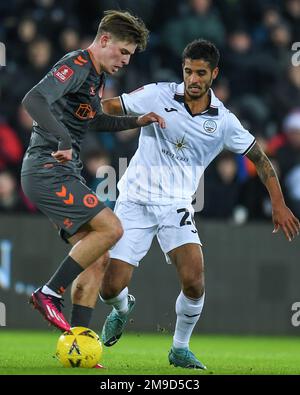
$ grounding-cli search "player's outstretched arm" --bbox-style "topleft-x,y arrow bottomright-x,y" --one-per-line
89,111 -> 165,132
89,97 -> 165,132
246,142 -> 300,241
102,97 -> 124,115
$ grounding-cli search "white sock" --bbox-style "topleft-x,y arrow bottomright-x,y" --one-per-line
41,285 -> 61,298
173,291 -> 205,349
100,287 -> 129,315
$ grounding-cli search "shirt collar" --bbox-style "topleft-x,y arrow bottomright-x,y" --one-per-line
173,83 -> 219,116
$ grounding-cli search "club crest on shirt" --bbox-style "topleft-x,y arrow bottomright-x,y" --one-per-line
203,120 -> 217,133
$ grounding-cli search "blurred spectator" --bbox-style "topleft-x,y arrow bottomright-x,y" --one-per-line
150,0 -> 188,33
12,105 -> 33,148
2,37 -> 53,116
267,22 -> 292,74
253,6 -> 282,47
269,65 -> 300,128
99,0 -> 155,27
222,30 -> 256,96
214,0 -> 246,33
213,77 -> 231,106
223,28 -> 279,97
112,128 -> 139,167
27,37 -> 53,72
59,27 -> 80,54
18,18 -> 37,44
276,110 -> 300,217
201,152 -> 240,219
230,95 -> 271,138
0,116 -> 23,172
0,170 -> 33,212
13,17 -> 38,63
161,0 -> 225,62
283,0 -> 300,42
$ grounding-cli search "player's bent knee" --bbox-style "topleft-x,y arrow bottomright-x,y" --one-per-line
100,286 -> 122,301
111,221 -> 124,243
72,283 -> 95,303
102,222 -> 123,247
183,279 -> 205,299
93,212 -> 123,245
73,275 -> 102,301
184,287 -> 205,300
100,277 -> 125,300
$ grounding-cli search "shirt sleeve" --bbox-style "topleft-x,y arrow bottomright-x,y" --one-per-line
22,55 -> 88,150
223,112 -> 256,155
120,83 -> 159,115
34,58 -> 88,105
88,112 -> 138,132
22,90 -> 72,150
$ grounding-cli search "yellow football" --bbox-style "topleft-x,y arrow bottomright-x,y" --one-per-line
56,326 -> 103,368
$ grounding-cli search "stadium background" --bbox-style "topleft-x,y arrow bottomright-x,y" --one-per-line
0,0 -> 299,335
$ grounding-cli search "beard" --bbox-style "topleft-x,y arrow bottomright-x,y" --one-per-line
186,78 -> 213,100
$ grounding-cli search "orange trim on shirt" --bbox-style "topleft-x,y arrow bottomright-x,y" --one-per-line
78,55 -> 88,63
87,48 -> 101,75
74,59 -> 84,66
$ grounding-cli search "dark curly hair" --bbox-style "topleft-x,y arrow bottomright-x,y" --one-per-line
182,39 -> 220,70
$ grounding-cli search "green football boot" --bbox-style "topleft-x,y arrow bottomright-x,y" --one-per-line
101,294 -> 135,347
168,346 -> 206,369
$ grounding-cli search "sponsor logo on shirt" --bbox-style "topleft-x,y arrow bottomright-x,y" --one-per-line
75,104 -> 96,120
164,107 -> 178,112
54,65 -> 74,83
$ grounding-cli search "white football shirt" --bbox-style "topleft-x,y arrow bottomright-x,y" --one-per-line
117,82 -> 255,205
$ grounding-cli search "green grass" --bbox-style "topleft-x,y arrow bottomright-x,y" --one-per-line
0,330 -> 300,375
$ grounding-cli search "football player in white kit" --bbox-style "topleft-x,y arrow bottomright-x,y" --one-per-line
72,39 -> 300,369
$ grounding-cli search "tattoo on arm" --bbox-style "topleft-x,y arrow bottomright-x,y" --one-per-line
246,142 -> 277,184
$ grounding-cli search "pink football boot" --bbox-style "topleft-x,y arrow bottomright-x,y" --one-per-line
29,287 -> 71,332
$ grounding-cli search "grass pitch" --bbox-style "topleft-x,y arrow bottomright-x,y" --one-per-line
0,330 -> 300,375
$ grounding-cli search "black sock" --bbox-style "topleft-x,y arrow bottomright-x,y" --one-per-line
71,304 -> 94,327
46,255 -> 84,295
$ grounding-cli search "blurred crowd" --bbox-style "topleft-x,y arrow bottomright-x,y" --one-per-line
0,0 -> 300,222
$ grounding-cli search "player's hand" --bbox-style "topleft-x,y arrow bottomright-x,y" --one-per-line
272,204 -> 300,242
137,112 -> 166,129
51,149 -> 72,164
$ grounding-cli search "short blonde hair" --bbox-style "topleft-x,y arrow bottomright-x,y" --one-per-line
96,10 -> 149,51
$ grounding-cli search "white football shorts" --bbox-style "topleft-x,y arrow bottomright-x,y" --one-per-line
110,199 -> 202,267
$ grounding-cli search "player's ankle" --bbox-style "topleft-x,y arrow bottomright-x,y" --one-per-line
41,285 -> 61,298
173,338 -> 189,349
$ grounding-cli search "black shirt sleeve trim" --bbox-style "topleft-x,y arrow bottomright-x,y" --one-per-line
242,138 -> 256,156
120,95 -> 127,115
